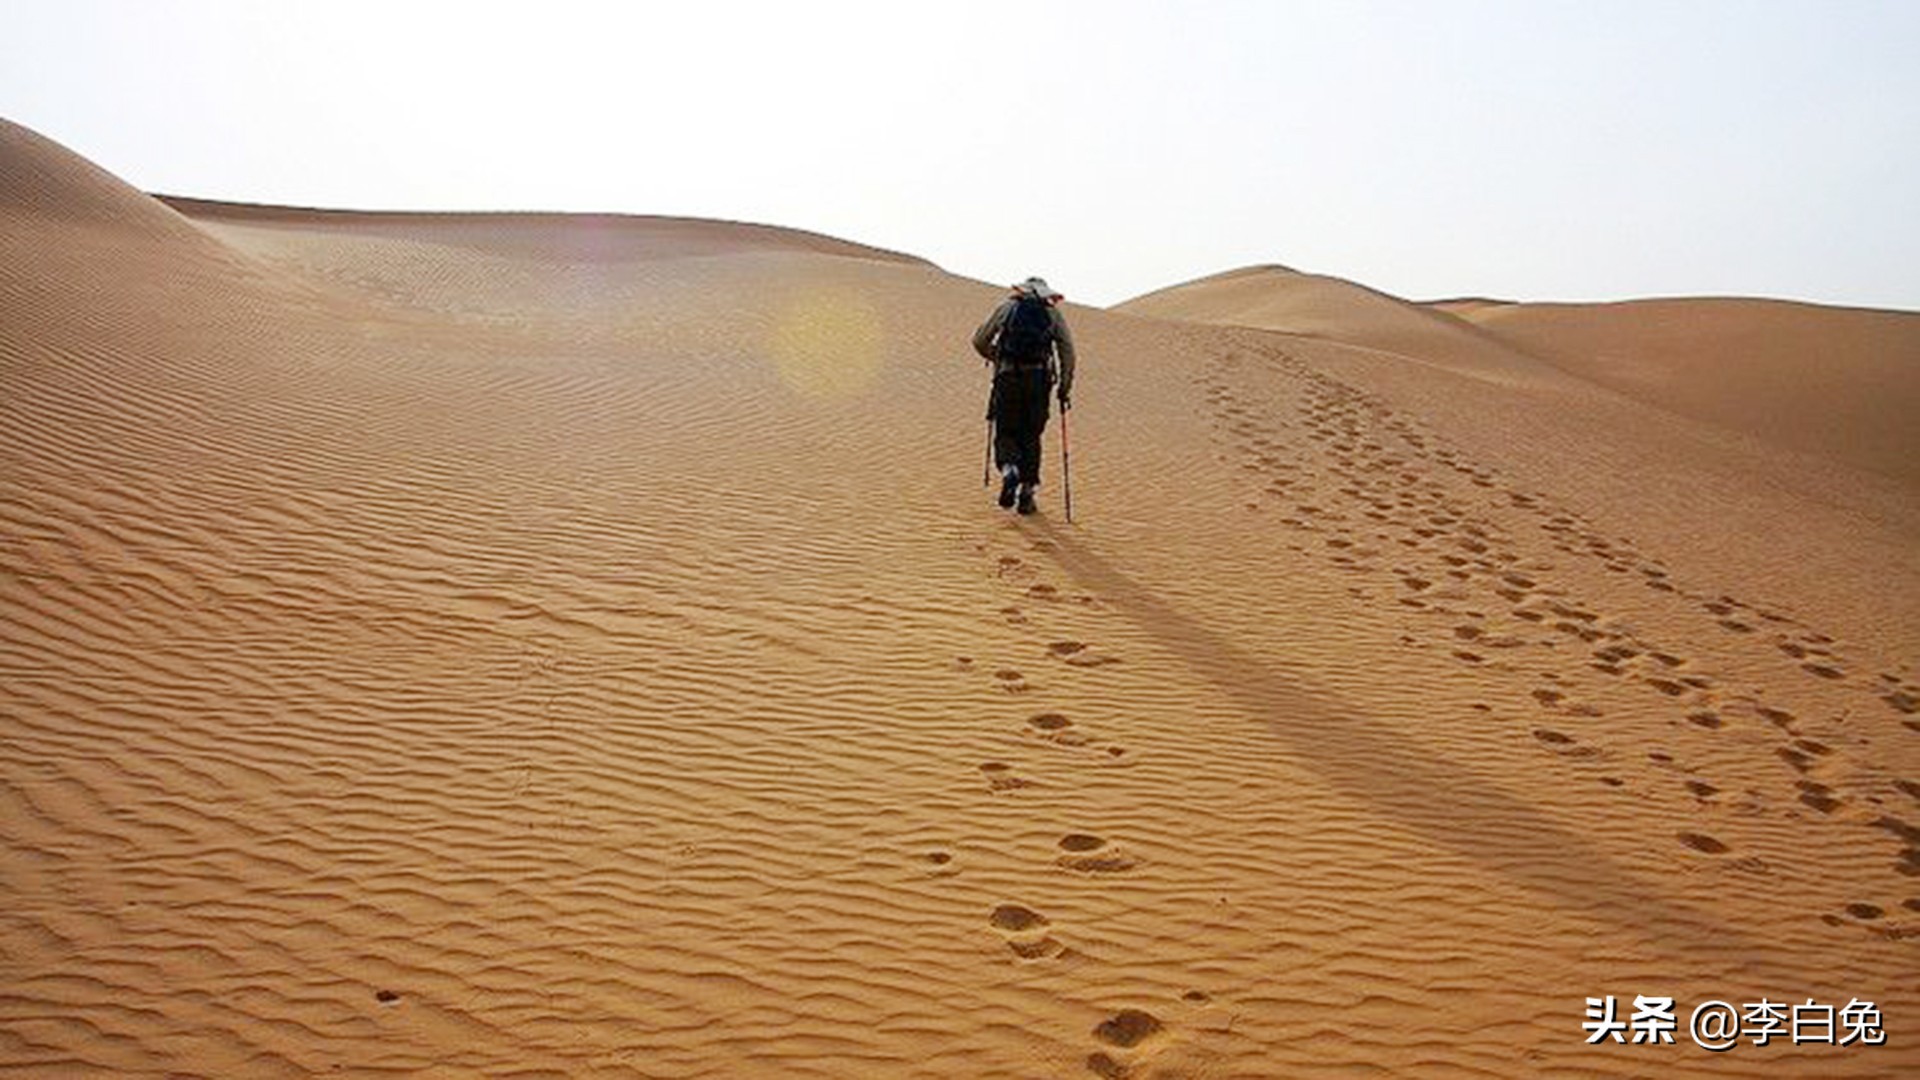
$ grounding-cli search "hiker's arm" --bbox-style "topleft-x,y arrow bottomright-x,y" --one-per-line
972,301 -> 1010,362
1051,309 -> 1076,399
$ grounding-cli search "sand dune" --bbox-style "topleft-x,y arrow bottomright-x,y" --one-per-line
4,116 -> 1919,1077
1123,266 -> 1920,485
161,194 -> 933,266
1116,265 -> 1552,383
1438,297 -> 1920,484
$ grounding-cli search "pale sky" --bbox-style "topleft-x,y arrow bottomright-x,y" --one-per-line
4,0 -> 1916,309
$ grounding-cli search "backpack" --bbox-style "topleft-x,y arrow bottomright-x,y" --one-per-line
996,294 -> 1055,366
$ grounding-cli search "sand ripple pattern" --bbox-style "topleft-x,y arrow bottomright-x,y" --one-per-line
3,119 -> 1916,1077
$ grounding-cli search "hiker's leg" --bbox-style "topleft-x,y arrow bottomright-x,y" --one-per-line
991,373 -> 1023,478
1019,369 -> 1051,486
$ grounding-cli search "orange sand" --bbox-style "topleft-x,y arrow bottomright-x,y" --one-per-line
4,118 -> 1918,1077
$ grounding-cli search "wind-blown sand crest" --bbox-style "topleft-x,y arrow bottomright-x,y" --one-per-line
4,117 -> 1917,1077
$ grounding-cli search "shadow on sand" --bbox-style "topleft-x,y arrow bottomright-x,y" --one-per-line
1034,516 -> 1763,965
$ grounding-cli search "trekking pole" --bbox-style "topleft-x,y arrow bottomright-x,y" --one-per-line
1060,409 -> 1074,523
982,364 -> 996,488
983,417 -> 992,487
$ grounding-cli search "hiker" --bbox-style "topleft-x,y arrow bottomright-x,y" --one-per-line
973,276 -> 1076,515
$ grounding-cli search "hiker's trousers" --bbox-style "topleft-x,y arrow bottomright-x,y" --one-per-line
989,364 -> 1053,487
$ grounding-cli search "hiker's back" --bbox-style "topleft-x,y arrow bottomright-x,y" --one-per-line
997,294 -> 1055,366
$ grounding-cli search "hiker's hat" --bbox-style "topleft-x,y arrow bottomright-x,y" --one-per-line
1017,276 -> 1063,303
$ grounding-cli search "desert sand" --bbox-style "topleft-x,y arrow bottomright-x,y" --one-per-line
3,117 -> 1917,1077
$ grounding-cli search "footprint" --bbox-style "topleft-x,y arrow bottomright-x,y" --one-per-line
1797,781 -> 1841,814
1873,818 -> 1920,878
374,989 -> 401,1004
1555,621 -> 1604,643
1793,738 -> 1833,758
980,762 -> 1030,791
989,903 -> 1063,960
991,904 -> 1043,932
1777,747 -> 1815,773
1532,727 -> 1599,758
1677,831 -> 1729,855
1777,738 -> 1834,774
1059,841 -> 1139,873
1547,601 -> 1598,623
1029,713 -> 1096,747
1093,1009 -> 1165,1049
1008,936 -> 1065,959
1048,641 -> 1088,657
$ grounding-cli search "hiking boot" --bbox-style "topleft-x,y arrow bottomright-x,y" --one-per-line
1016,484 -> 1037,515
997,467 -> 1020,509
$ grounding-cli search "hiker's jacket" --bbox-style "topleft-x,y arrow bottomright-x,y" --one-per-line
972,296 -> 1076,397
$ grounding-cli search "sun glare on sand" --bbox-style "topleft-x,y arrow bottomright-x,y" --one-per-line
766,286 -> 885,399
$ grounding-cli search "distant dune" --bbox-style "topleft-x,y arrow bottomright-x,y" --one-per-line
1120,265 -> 1920,485
1442,297 -> 1920,484
1116,265 -> 1551,382
4,116 -> 1918,1077
159,194 -> 935,266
